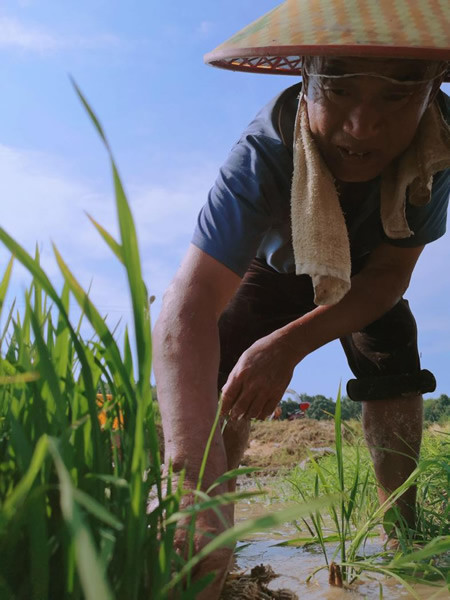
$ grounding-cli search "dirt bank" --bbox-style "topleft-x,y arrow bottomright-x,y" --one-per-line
156,418 -> 361,470
242,419 -> 360,470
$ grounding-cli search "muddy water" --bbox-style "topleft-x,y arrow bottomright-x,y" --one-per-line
234,492 -> 448,599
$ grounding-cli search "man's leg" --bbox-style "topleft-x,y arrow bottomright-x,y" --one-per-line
362,394 -> 423,527
341,299 -> 430,529
222,419 -> 252,487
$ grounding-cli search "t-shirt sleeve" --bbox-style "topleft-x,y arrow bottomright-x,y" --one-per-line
191,133 -> 291,277
388,167 -> 449,248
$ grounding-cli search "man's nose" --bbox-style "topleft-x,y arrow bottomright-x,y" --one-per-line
342,102 -> 382,140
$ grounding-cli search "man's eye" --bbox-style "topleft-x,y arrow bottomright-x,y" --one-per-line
384,92 -> 412,102
325,87 -> 350,97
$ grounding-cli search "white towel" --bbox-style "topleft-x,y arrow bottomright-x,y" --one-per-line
291,96 -> 450,306
291,97 -> 351,306
381,102 -> 450,238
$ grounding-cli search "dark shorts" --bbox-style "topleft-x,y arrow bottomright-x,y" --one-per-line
218,258 -> 434,400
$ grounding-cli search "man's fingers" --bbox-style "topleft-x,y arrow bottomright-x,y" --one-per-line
228,388 -> 253,420
256,397 -> 280,420
228,387 -> 268,420
222,372 -> 258,419
221,376 -> 243,414
223,374 -> 282,420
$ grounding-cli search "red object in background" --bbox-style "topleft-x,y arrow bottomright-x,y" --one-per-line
287,401 -> 311,420
270,399 -> 310,421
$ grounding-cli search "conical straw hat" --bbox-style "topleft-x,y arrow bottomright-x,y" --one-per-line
204,0 -> 450,78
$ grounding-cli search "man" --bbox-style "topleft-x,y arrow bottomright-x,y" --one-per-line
154,0 -> 449,596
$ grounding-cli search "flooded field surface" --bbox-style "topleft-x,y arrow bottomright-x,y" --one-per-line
233,539 -> 449,599
231,487 -> 449,599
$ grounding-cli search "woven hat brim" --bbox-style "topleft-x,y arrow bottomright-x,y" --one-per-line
204,0 -> 450,81
205,45 -> 450,81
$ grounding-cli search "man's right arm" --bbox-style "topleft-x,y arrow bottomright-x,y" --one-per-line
153,243 -> 241,489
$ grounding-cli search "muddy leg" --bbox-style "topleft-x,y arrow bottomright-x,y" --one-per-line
362,394 -> 423,528
222,417 -> 252,524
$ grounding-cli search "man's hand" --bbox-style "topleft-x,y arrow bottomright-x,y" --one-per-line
221,333 -> 296,420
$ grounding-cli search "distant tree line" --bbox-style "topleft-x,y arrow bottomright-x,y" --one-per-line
281,393 -> 450,423
423,394 -> 450,424
281,393 -> 362,421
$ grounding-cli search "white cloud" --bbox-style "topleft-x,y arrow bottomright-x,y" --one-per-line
0,144 -> 114,250
0,16 -> 120,54
0,143 -> 216,328
111,164 -> 217,308
0,16 -> 56,52
128,168 -> 215,246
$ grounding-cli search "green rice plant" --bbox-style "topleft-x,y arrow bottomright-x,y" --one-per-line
415,428 -> 449,540
0,172 -> 166,598
278,392 -> 450,595
280,390 -> 375,566
339,535 -> 450,599
0,83 -> 338,600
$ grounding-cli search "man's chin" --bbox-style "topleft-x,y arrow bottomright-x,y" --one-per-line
329,162 -> 384,184
335,172 -> 381,183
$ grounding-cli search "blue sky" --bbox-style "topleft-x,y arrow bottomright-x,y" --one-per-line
0,0 -> 449,400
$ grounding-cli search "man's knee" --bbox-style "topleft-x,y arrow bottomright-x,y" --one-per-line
362,395 -> 423,461
341,299 -> 436,402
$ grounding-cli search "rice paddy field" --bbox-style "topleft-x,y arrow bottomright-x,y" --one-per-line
1,88 -> 449,600
231,421 -> 450,598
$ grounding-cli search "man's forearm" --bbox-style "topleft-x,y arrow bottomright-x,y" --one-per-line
220,244 -> 423,421
153,293 -> 228,487
275,264 -> 410,363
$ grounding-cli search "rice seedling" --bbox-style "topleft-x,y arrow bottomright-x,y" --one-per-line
278,392 -> 450,596
279,391 -> 375,572
0,83 -> 336,599
415,428 -> 449,541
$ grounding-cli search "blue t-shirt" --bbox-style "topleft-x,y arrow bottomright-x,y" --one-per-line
192,84 -> 450,278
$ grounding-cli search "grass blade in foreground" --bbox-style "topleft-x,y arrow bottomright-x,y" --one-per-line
0,228 -> 104,472
48,438 -> 114,600
72,81 -> 160,599
0,256 -> 14,318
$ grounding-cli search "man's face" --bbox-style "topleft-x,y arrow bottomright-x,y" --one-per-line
304,57 -> 440,182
